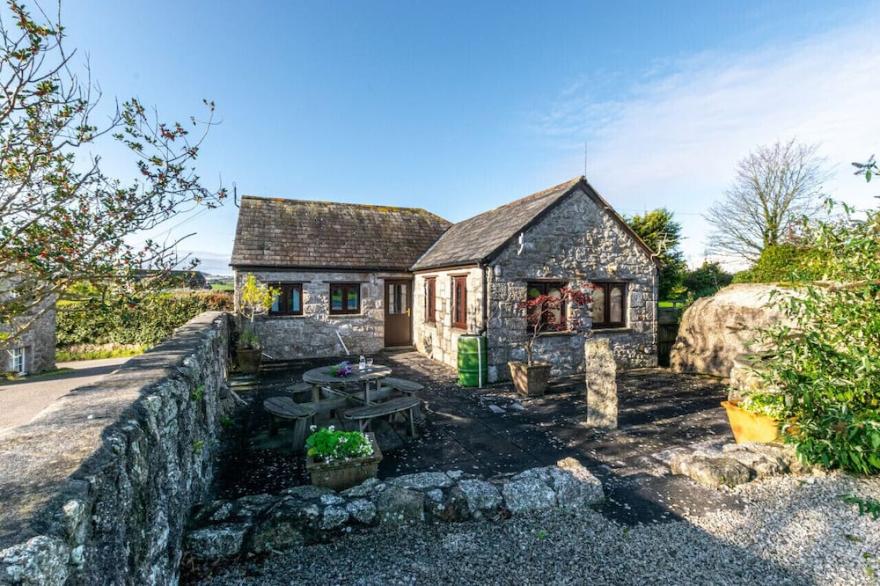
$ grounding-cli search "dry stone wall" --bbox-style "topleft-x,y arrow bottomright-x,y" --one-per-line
184,459 -> 604,563
0,312 -> 232,585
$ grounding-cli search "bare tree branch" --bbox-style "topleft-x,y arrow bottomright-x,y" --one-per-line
705,139 -> 828,263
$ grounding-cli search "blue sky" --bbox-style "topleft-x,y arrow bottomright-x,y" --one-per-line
59,0 -> 880,274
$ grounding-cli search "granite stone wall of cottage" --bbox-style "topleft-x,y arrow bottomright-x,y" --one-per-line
235,270 -> 411,361
24,305 -> 56,374
0,312 -> 232,586
486,187 -> 658,379
412,267 -> 484,370
1,292 -> 55,375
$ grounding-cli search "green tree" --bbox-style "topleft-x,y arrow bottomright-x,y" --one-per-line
626,208 -> 687,300
682,261 -> 733,301
0,2 -> 225,350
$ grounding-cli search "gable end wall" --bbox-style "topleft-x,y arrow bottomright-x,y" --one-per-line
486,187 -> 658,379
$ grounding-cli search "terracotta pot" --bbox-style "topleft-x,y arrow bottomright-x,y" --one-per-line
721,400 -> 780,444
508,361 -> 552,397
236,347 -> 262,374
306,433 -> 383,491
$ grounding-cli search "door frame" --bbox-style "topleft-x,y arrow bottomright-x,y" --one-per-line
384,278 -> 413,347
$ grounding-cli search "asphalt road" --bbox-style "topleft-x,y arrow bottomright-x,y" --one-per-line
0,357 -> 129,435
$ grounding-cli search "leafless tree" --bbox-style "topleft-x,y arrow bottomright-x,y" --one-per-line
705,139 -> 828,263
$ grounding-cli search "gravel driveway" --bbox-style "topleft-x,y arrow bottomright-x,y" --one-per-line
190,473 -> 880,585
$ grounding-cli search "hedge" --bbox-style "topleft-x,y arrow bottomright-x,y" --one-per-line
57,290 -> 233,348
732,244 -> 822,284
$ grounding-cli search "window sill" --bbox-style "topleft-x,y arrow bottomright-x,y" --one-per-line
267,314 -> 306,319
534,331 -> 577,338
328,313 -> 365,319
592,327 -> 632,334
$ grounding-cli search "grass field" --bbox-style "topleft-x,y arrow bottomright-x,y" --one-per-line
56,343 -> 146,362
210,281 -> 234,292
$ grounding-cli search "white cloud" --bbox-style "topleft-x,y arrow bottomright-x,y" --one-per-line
533,16 -> 880,268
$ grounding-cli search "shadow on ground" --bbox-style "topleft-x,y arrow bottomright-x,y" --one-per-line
214,350 -> 737,525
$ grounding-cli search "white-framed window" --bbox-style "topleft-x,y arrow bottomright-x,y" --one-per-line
8,346 -> 26,374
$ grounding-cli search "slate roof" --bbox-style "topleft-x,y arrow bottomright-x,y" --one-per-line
230,196 -> 451,271
410,177 -> 579,271
411,176 -> 655,271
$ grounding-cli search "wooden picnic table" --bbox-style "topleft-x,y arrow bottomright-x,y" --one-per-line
302,363 -> 392,405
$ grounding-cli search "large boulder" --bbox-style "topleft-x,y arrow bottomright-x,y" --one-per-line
670,284 -> 787,378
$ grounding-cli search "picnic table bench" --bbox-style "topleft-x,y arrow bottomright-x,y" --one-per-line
343,396 -> 421,437
263,397 -> 317,451
377,377 -> 425,421
380,377 -> 424,394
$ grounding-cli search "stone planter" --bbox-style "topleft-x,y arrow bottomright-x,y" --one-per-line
307,433 -> 383,491
721,400 -> 780,444
508,361 -> 552,397
236,347 -> 262,374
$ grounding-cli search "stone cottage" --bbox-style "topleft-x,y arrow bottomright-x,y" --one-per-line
1,302 -> 56,375
231,177 -> 659,377
411,177 -> 658,379
230,197 -> 451,360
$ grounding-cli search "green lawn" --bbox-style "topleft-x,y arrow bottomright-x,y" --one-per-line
658,300 -> 686,308
56,344 -> 146,362
210,282 -> 234,292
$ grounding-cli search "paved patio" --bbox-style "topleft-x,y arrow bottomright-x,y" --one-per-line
216,350 -> 738,524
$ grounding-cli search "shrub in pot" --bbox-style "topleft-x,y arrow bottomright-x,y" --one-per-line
753,175 -> 880,475
235,275 -> 278,373
722,392 -> 784,444
305,426 -> 382,491
508,285 -> 590,397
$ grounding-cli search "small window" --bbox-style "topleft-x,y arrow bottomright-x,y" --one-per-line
424,277 -> 436,323
526,281 -> 567,332
591,282 -> 627,328
387,282 -> 408,315
452,276 -> 467,329
8,347 -> 25,374
269,283 -> 303,316
329,283 -> 360,315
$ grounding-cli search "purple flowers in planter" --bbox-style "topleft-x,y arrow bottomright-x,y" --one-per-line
328,361 -> 353,377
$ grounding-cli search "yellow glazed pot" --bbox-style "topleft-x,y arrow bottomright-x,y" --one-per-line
721,400 -> 780,444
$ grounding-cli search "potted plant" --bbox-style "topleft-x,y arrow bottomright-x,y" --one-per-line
508,285 -> 590,397
305,426 -> 383,491
721,392 -> 784,444
235,274 -> 278,373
